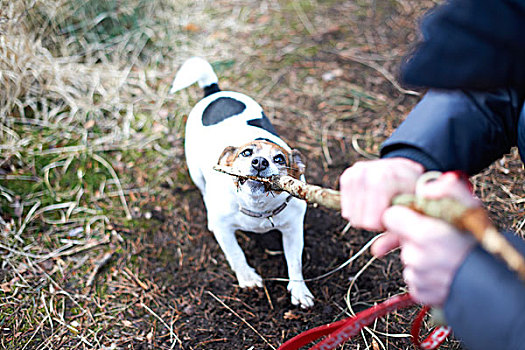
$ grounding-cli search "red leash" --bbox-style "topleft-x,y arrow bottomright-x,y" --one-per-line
411,306 -> 452,350
278,293 -> 451,350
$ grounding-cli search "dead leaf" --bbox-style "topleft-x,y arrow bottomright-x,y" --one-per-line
84,120 -> 95,129
0,282 -> 12,293
146,329 -> 154,343
257,15 -> 271,24
183,23 -> 200,32
283,310 -> 301,320
152,121 -> 168,133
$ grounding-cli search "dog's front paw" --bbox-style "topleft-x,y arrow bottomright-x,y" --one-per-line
288,281 -> 314,309
235,266 -> 263,288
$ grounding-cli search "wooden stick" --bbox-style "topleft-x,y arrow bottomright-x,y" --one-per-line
214,165 -> 525,281
213,165 -> 341,210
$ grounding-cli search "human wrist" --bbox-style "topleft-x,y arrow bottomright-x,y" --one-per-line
389,157 -> 425,174
381,147 -> 441,172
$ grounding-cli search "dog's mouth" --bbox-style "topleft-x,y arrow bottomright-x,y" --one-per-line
237,175 -> 273,193
238,177 -> 265,186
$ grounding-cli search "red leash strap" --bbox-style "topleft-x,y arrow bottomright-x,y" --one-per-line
278,293 -> 414,350
411,306 -> 452,350
278,293 -> 451,350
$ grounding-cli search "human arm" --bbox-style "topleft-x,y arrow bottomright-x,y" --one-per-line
381,88 -> 522,175
400,0 -> 525,90
383,0 -> 525,173
340,0 -> 525,230
340,87 -> 522,230
444,233 -> 525,350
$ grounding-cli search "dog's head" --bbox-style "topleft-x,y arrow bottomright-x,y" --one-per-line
218,139 -> 305,194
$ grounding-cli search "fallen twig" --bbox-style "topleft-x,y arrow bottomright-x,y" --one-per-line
122,266 -> 149,290
141,302 -> 184,349
206,291 -> 277,350
326,49 -> 420,96
85,250 -> 114,290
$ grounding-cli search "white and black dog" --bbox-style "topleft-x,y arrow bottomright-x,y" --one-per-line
170,57 -> 314,308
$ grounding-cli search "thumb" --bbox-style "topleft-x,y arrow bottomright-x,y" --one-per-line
371,232 -> 400,257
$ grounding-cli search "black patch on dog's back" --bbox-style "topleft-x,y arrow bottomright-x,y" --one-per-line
203,83 -> 221,97
247,112 -> 278,136
202,97 -> 246,126
255,137 -> 279,145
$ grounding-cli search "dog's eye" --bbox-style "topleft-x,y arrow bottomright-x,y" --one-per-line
273,155 -> 286,165
240,149 -> 253,157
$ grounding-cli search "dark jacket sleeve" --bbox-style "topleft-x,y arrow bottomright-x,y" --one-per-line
400,0 -> 525,90
444,232 -> 525,350
380,88 -> 522,175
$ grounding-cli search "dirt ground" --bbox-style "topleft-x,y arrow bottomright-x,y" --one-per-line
2,1 -> 524,349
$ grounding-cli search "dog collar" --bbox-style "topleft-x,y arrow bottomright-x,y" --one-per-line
239,195 -> 293,227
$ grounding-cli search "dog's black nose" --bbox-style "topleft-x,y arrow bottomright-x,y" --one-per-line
251,157 -> 269,171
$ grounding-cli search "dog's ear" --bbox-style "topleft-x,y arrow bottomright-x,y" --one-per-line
217,146 -> 238,166
289,149 -> 306,179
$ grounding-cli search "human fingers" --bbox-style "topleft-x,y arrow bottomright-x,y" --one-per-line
360,171 -> 396,230
403,267 -> 449,306
340,164 -> 365,226
382,206 -> 435,245
370,232 -> 400,258
340,158 -> 424,231
384,206 -> 476,306
401,242 -> 457,306
384,205 -> 475,249
417,172 -> 480,207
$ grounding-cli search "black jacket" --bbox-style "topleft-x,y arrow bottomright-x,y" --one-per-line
400,0 -> 525,90
382,88 -> 525,175
379,0 -> 525,348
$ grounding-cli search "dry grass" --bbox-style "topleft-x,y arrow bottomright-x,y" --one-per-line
0,1 -> 198,348
0,0 -> 523,349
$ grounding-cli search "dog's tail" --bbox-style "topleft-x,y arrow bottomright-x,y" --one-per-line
169,57 -> 220,97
